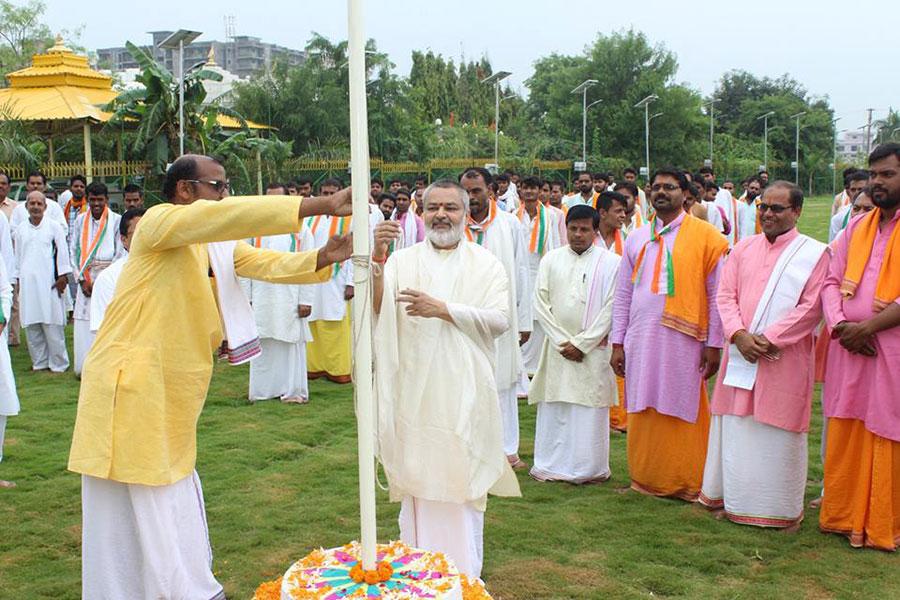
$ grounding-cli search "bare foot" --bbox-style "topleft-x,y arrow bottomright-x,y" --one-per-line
808,497 -> 823,509
0,480 -> 16,489
614,485 -> 631,495
281,396 -> 309,405
508,456 -> 529,470
782,521 -> 802,534
712,508 -> 728,520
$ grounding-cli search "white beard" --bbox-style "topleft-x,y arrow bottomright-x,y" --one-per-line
426,224 -> 463,248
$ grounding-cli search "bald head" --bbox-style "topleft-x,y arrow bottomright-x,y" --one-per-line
163,154 -> 227,203
25,190 -> 46,221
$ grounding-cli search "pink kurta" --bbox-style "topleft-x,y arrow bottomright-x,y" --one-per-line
712,228 -> 829,432
398,211 -> 425,243
610,211 -> 724,424
821,210 -> 900,442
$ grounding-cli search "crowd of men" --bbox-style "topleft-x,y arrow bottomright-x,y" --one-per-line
0,143 -> 897,596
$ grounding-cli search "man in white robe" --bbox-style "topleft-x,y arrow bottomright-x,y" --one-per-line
244,183 -> 316,403
13,192 -> 71,372
515,176 -> 562,385
90,208 -> 145,333
827,172 -> 870,243
373,180 -> 520,579
459,167 -> 531,469
69,182 -> 123,376
0,255 -> 17,489
529,205 -> 620,483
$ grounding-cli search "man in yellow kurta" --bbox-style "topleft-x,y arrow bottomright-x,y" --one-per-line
68,155 -> 352,600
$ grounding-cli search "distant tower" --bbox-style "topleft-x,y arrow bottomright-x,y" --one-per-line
224,15 -> 236,41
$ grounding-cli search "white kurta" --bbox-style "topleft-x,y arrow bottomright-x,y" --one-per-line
244,229 -> 315,401
375,240 -> 521,579
471,208 -> 531,456
528,245 -> 619,483
305,215 -> 351,322
89,255 -> 127,333
0,212 -> 15,280
714,189 -> 745,247
516,204 -> 562,376
10,198 -> 67,233
0,258 -> 18,418
13,218 -> 71,327
70,210 -> 122,375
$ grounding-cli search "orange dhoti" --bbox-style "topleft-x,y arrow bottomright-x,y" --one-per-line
627,386 -> 710,502
820,418 -> 900,551
609,376 -> 628,432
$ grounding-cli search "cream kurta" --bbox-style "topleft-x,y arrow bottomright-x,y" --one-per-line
68,196 -> 331,486
375,240 -> 521,511
528,245 -> 619,408
13,218 -> 71,326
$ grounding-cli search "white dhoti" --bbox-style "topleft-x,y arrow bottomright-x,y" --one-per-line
73,318 -> 95,376
399,496 -> 485,579
0,415 -> 7,462
24,323 -> 68,372
519,321 -> 545,376
249,338 -> 308,401
81,471 -> 225,600
531,402 -> 610,484
498,386 -> 519,457
700,414 -> 807,527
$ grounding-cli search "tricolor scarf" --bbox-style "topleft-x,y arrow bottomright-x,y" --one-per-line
841,207 -> 900,312
252,233 -> 301,252
75,207 -> 110,282
465,200 -> 498,245
65,197 -> 87,222
305,215 -> 350,277
632,214 -> 729,341
517,202 -> 550,255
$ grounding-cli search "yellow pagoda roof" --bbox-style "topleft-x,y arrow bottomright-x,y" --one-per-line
7,35 -> 113,90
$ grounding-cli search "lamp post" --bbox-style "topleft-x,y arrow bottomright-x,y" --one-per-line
704,98 -> 717,165
756,111 -> 776,170
634,94 -> 659,177
571,79 -> 598,164
159,29 -> 203,157
481,70 -> 511,166
790,111 -> 806,185
831,118 -> 841,198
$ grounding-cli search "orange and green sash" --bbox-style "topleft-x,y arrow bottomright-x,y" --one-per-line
75,207 -> 110,282
632,215 -> 728,341
841,207 -> 900,312
304,215 -> 349,277
517,202 -> 549,255
252,234 -> 301,252
465,200 -> 498,246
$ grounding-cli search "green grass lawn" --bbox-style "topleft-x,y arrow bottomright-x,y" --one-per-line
1,196 -> 896,599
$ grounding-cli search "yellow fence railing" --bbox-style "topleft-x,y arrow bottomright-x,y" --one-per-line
0,161 -> 151,181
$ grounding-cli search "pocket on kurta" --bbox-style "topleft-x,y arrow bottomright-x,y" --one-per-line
111,346 -> 169,477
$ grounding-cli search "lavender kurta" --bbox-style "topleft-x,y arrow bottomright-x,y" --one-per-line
822,210 -> 900,442
610,211 -> 725,424
712,228 -> 829,432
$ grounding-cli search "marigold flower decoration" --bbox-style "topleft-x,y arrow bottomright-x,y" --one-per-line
252,576 -> 283,600
349,560 -> 394,584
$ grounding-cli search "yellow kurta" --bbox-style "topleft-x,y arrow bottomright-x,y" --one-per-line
68,196 -> 331,486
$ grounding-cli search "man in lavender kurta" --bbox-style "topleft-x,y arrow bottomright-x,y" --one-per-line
819,143 -> 900,551
610,168 -> 728,502
699,181 -> 829,528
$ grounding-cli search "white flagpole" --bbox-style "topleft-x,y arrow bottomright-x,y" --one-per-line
347,0 -> 377,570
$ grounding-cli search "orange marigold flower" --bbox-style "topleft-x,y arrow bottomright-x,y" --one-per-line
252,577 -> 283,600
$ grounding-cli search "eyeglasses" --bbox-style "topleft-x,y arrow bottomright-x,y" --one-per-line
186,179 -> 229,192
650,183 -> 680,192
757,203 -> 791,214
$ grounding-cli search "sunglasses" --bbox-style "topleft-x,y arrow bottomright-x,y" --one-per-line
186,179 -> 229,192
757,203 -> 791,214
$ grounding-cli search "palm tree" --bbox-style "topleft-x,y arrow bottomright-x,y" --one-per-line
103,41 -> 250,173
874,108 -> 900,144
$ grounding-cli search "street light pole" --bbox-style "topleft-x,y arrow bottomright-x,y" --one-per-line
704,98 -> 716,165
571,79 -> 598,164
756,111 -> 776,170
159,29 -> 202,158
634,94 -> 658,177
831,118 -> 841,198
481,71 -> 511,167
790,111 -> 806,185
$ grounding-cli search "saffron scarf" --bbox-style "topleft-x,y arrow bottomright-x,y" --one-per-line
517,202 -> 550,254
465,200 -> 498,245
632,214 -> 728,341
841,207 -> 900,312
65,197 -> 87,222
75,207 -> 110,282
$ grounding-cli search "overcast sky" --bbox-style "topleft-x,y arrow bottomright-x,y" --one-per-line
44,0 -> 895,131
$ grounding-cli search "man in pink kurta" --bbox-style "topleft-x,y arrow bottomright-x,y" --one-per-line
700,181 -> 829,528
819,143 -> 900,551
